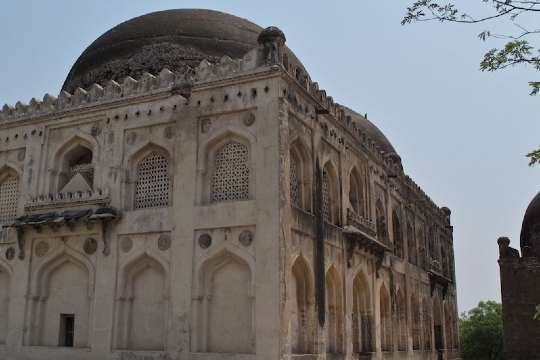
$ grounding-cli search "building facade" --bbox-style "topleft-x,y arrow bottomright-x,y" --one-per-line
0,9 -> 459,360
498,191 -> 540,360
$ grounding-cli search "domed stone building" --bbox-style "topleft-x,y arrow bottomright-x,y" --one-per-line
498,192 -> 540,359
0,9 -> 459,360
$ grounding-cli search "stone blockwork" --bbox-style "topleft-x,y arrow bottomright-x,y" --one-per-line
0,9 -> 459,360
497,192 -> 540,360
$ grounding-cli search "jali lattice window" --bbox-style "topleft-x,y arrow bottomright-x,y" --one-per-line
0,175 -> 19,224
211,142 -> 250,202
322,169 -> 331,223
290,154 -> 301,207
134,152 -> 170,209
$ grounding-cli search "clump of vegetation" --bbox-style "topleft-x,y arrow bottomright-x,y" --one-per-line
459,301 -> 503,360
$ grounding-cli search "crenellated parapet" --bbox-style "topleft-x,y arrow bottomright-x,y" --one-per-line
0,68 -> 183,123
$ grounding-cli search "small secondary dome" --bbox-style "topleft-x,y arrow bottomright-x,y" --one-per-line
520,191 -> 540,256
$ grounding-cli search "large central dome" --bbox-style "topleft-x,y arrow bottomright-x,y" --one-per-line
62,9 -> 262,92
61,8 -> 397,156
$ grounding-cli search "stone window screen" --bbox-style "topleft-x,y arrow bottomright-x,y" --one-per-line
0,175 -> 19,225
211,142 -> 250,202
134,152 -> 170,209
290,154 -> 301,208
322,169 -> 331,223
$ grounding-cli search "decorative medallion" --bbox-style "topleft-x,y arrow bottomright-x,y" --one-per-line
243,113 -> 256,127
126,132 -> 137,145
198,234 -> 212,249
120,237 -> 133,253
5,247 -> 15,261
201,118 -> 211,133
157,234 -> 171,251
35,241 -> 49,257
164,126 -> 174,139
239,230 -> 254,247
83,238 -> 98,255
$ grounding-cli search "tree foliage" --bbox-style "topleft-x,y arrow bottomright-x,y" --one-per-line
402,1 -> 540,165
459,301 -> 503,360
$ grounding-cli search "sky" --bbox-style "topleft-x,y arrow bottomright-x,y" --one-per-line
1,1 -> 538,313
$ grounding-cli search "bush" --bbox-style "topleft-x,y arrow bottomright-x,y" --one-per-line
459,301 -> 503,360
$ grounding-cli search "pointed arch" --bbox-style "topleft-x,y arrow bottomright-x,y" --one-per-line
396,289 -> 407,351
444,301 -> 453,351
0,164 -> 20,225
392,209 -> 404,259
290,254 -> 315,354
196,249 -> 254,354
31,248 -> 93,347
407,222 -> 417,265
379,284 -> 392,352
52,135 -> 97,192
33,247 -> 95,298
116,253 -> 168,351
322,161 -> 339,225
352,271 -> 373,353
325,266 -> 343,353
290,138 -> 312,211
129,142 -> 172,209
411,294 -> 421,350
417,224 -> 426,268
199,128 -> 254,204
349,166 -> 365,217
422,297 -> 432,350
433,296 -> 444,352
376,199 -> 388,243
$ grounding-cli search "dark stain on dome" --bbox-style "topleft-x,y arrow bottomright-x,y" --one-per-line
62,9 -> 262,92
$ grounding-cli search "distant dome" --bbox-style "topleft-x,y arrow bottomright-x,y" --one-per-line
341,106 -> 397,156
62,9 -> 262,92
520,191 -> 540,256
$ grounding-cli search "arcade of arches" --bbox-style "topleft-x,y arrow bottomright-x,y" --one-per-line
0,8 -> 459,360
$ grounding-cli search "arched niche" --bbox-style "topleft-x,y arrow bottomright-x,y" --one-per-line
325,266 -> 343,354
290,255 -> 314,354
196,249 -> 254,354
322,161 -> 339,226
52,136 -> 96,193
289,139 -> 312,211
348,166 -> 365,217
0,165 -> 21,226
392,209 -> 403,259
396,289 -> 407,351
128,143 -> 172,210
115,253 -> 168,351
352,271 -> 373,353
379,284 -> 392,352
433,296 -> 444,352
417,225 -> 426,268
407,222 -> 417,265
198,128 -> 255,205
444,301 -> 453,350
31,250 -> 94,347
0,263 -> 11,344
375,199 -> 388,243
411,294 -> 422,350
422,297 -> 432,350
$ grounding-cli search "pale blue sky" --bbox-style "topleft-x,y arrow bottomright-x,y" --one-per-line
1,1 -> 538,312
